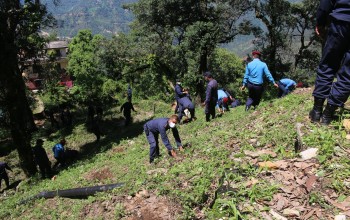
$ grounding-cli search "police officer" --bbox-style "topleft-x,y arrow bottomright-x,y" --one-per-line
120,100 -> 136,126
217,89 -> 233,113
178,96 -> 195,122
33,139 -> 51,179
309,0 -> 350,125
277,78 -> 297,98
203,71 -> 218,122
0,161 -> 12,190
174,79 -> 188,114
241,51 -> 278,111
143,115 -> 183,163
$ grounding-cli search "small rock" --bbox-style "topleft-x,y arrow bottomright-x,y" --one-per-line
258,161 -> 278,169
346,134 -> 350,140
283,209 -> 300,217
249,138 -> 258,145
127,195 -> 132,200
146,168 -> 167,175
283,208 -> 300,217
334,214 -> 346,220
300,148 -> 318,160
270,209 -> 287,220
343,119 -> 350,132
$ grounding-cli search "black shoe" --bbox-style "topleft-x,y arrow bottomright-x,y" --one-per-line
321,103 -> 337,125
309,98 -> 325,123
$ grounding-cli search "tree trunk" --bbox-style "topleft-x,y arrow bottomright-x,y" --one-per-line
0,1 -> 37,176
196,49 -> 208,102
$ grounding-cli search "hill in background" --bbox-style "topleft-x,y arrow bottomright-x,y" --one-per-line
42,0 -> 136,37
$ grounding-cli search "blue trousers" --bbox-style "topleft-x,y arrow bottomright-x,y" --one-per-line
313,19 -> 350,107
277,81 -> 294,98
205,99 -> 216,121
144,125 -> 160,162
246,82 -> 264,108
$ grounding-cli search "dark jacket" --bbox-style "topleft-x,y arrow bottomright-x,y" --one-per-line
144,118 -> 181,151
120,102 -> 135,116
33,145 -> 50,165
317,0 -> 350,26
0,162 -> 11,175
178,97 -> 195,110
175,84 -> 186,100
205,79 -> 218,103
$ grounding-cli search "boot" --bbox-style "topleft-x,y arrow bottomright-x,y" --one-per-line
321,103 -> 337,125
309,97 -> 325,123
245,105 -> 250,111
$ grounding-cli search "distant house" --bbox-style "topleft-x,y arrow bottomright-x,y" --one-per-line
22,40 -> 72,91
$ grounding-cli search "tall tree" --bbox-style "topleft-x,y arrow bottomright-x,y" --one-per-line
254,0 -> 293,77
128,0 -> 252,99
0,0 -> 54,176
290,0 -> 320,70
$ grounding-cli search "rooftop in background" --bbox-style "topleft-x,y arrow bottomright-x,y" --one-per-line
45,41 -> 68,49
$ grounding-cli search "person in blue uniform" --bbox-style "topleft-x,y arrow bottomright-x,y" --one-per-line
277,78 -> 297,98
0,162 -> 12,191
309,0 -> 350,125
217,89 -> 233,112
241,51 -> 278,111
174,79 -> 188,114
120,100 -> 136,126
178,96 -> 195,122
203,72 -> 218,121
52,139 -> 66,169
33,139 -> 51,179
144,115 -> 183,163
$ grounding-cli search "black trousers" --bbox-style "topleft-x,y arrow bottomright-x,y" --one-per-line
0,172 -> 9,189
38,162 -> 51,178
205,100 -> 216,122
246,82 -> 264,108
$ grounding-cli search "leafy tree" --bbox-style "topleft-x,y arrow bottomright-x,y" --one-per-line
128,0 -> 252,99
67,30 -> 107,103
290,0 -> 320,70
254,0 -> 293,77
0,0 -> 55,176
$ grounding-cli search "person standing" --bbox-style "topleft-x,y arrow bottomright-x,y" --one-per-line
203,71 -> 218,121
52,139 -> 66,169
241,51 -> 278,111
120,100 -> 136,126
174,79 -> 188,114
309,0 -> 350,125
277,78 -> 297,98
127,84 -> 132,102
0,161 -> 12,190
33,139 -> 51,179
143,115 -> 183,163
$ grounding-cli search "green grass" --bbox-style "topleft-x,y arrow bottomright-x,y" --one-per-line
1,90 -> 350,219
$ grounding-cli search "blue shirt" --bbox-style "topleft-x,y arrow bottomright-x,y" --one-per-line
280,78 -> 296,90
52,143 -> 65,158
205,79 -> 218,103
243,58 -> 275,86
317,0 -> 350,26
144,118 -> 181,150
217,89 -> 228,100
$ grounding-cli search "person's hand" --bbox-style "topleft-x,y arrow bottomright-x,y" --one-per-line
170,149 -> 177,158
274,83 -> 279,88
316,25 -> 326,39
179,146 -> 184,151
240,86 -> 246,91
201,102 -> 206,107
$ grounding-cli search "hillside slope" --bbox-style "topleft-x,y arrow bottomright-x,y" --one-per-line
42,0 -> 136,37
1,88 -> 350,219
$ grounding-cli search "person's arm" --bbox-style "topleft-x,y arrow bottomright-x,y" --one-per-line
263,64 -> 278,87
120,104 -> 124,113
241,66 -> 249,90
316,0 -> 334,37
159,126 -> 173,151
205,84 -> 212,103
175,86 -> 184,97
172,127 -> 182,147
131,103 -> 135,112
285,81 -> 294,90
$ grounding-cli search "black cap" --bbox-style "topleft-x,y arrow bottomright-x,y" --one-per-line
203,71 -> 212,78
